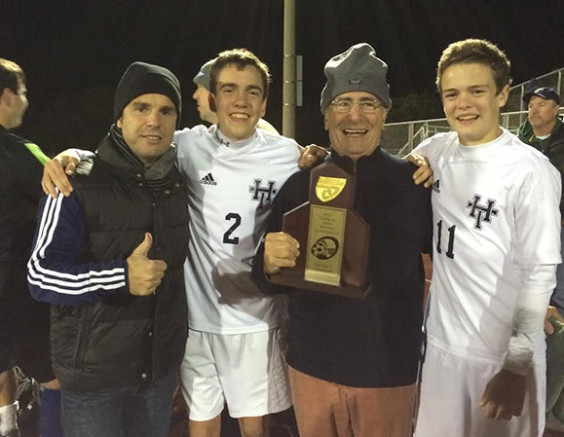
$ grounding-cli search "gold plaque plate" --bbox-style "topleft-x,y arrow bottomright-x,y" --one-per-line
305,204 -> 347,286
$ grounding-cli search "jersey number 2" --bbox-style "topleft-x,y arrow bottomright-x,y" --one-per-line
436,220 -> 455,259
223,213 -> 241,244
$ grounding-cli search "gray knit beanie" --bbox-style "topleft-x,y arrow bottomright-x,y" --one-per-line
193,59 -> 215,91
320,43 -> 392,113
113,61 -> 182,126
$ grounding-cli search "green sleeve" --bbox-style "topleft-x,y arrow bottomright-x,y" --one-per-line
24,142 -> 50,165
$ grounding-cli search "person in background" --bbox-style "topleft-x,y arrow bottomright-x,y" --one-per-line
0,58 -> 61,437
518,85 -> 564,316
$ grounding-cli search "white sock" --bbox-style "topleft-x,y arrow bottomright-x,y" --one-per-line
0,401 -> 19,436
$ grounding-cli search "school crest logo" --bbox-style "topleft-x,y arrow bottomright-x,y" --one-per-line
249,179 -> 277,208
466,195 -> 498,229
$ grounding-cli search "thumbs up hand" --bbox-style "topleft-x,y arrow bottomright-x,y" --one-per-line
126,233 -> 168,296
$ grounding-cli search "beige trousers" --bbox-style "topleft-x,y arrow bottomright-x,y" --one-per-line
289,366 -> 417,437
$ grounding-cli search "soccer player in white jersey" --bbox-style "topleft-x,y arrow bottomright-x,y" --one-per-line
413,39 -> 561,437
173,49 -> 297,437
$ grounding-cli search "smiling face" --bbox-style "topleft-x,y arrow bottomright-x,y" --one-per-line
117,93 -> 177,167
211,64 -> 266,141
440,62 -> 509,146
324,91 -> 387,161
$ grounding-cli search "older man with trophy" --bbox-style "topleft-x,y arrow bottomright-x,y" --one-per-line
252,43 -> 432,437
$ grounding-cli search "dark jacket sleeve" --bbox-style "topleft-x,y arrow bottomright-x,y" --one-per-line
16,141 -> 47,204
27,192 -> 129,305
419,182 -> 433,255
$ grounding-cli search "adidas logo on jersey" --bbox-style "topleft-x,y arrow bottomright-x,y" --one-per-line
199,173 -> 217,186
432,179 -> 440,193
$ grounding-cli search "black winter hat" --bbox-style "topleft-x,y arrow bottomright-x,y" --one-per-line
113,61 -> 182,125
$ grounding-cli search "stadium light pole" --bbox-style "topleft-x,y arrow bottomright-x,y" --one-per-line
282,0 -> 296,138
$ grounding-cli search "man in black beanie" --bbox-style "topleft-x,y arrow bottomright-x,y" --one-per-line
252,43 -> 432,437
27,61 -> 189,437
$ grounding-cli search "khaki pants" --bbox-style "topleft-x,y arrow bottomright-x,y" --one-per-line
289,366 -> 417,437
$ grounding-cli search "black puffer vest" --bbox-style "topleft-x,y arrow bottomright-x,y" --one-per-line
50,135 -> 189,391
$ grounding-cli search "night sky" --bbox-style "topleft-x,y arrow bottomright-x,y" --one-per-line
2,0 -> 564,152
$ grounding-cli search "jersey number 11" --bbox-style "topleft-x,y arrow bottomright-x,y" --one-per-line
436,220 -> 455,259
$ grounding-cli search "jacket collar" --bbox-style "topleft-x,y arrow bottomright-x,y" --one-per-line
96,125 -> 178,190
328,146 -> 383,174
96,124 -> 177,181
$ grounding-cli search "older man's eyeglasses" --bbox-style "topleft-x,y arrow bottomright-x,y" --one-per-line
330,99 -> 383,114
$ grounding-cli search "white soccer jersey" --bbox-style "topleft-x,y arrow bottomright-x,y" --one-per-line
174,125 -> 300,334
414,129 -> 561,363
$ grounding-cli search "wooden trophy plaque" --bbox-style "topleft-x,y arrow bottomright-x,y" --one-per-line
268,162 -> 371,299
